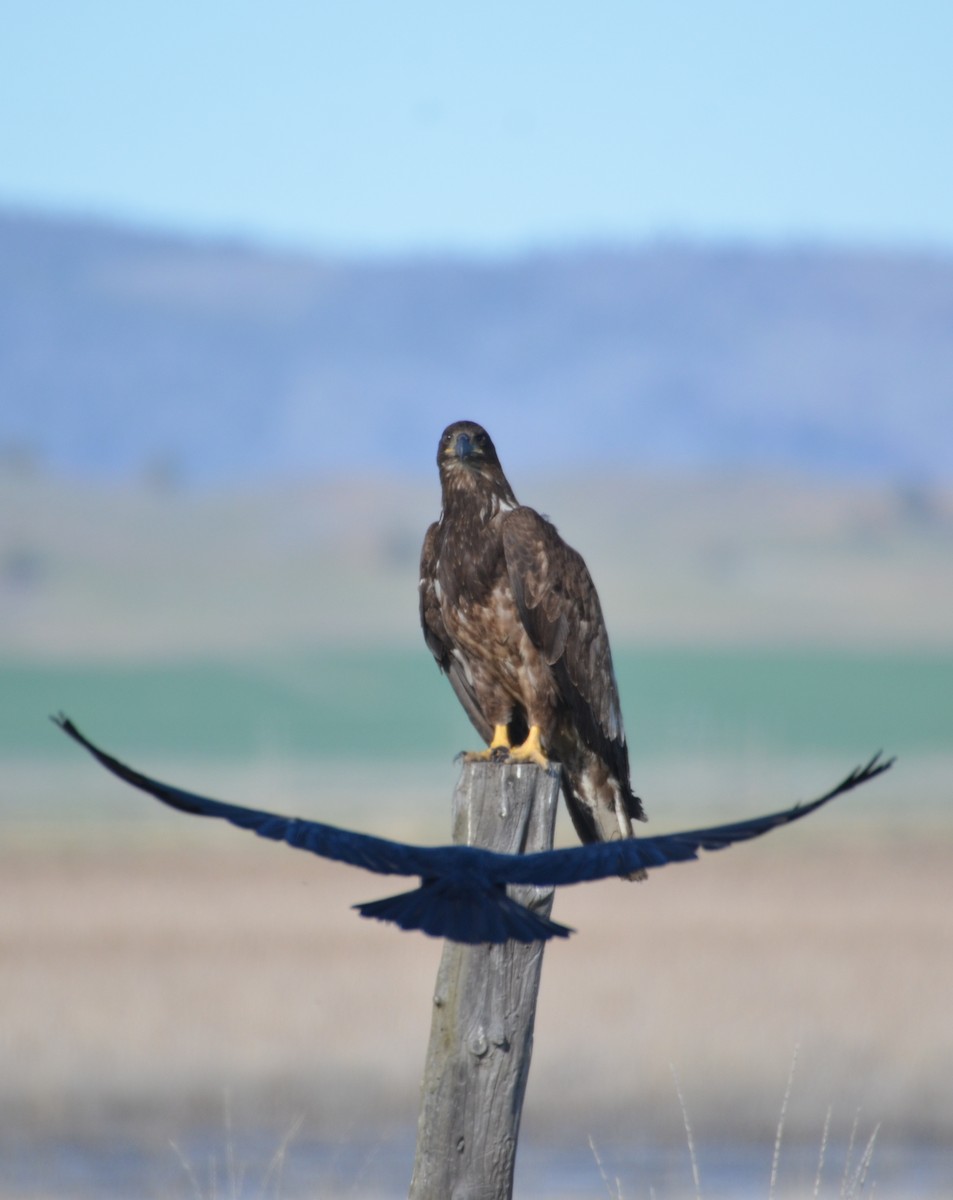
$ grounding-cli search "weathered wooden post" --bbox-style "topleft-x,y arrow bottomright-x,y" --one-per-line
409,760 -> 561,1200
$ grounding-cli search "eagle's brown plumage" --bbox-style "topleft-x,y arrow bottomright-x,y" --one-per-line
420,419 -> 646,846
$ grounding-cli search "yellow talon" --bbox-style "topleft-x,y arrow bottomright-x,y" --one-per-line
461,724 -> 512,762
507,725 -> 549,768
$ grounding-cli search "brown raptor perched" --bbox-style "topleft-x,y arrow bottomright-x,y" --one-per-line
419,419 -> 646,846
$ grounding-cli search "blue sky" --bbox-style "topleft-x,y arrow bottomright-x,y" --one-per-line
2,1 -> 952,256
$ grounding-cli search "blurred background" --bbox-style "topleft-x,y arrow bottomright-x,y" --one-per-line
2,3 -> 951,1197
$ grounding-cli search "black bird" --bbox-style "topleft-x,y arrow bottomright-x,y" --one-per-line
54,716 -> 892,944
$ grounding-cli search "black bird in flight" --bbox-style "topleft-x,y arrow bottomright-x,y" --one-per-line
55,716 -> 892,944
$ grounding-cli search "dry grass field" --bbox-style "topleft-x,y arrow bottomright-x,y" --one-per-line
3,824 -> 951,1151
4,471 -> 953,659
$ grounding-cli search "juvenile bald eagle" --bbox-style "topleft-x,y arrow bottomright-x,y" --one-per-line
420,420 -> 645,846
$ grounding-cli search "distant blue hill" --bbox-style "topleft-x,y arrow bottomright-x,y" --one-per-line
1,209 -> 950,483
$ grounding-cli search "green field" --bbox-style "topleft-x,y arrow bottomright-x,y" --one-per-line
4,646 -> 949,762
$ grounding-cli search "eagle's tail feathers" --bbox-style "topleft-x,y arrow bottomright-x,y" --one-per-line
355,881 -> 573,944
627,788 -> 648,824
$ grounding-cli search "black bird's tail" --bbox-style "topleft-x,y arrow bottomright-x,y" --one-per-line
355,880 -> 573,944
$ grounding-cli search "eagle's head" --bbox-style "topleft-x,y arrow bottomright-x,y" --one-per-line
436,421 -> 517,508
437,420 -> 501,471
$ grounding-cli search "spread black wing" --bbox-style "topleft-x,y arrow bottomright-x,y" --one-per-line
491,754 -> 894,886
54,715 -> 445,878
54,715 -> 892,944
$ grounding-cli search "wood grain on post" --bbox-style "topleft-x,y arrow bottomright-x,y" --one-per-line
409,760 -> 561,1200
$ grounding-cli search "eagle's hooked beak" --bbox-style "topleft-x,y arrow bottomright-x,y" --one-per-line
454,431 -> 477,460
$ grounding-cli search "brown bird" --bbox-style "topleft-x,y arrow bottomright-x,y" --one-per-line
420,419 -> 646,846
